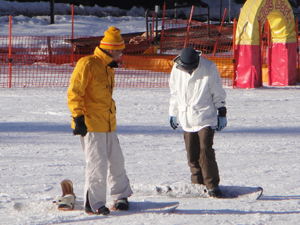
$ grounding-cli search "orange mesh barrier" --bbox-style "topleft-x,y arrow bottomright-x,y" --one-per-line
117,19 -> 235,88
0,35 -> 75,88
120,55 -> 234,88
157,19 -> 234,87
0,21 -> 235,88
161,19 -> 233,56
116,54 -> 175,88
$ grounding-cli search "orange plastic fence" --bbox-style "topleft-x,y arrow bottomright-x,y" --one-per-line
109,19 -> 234,88
0,19 -> 235,88
0,35 -> 74,88
1,17 -> 299,88
159,19 -> 234,87
161,19 -> 233,56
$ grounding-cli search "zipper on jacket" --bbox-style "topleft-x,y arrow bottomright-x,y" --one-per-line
106,66 -> 113,132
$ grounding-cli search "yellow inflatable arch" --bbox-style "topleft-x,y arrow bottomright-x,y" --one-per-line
235,0 -> 297,88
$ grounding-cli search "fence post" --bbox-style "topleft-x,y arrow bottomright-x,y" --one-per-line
71,4 -> 74,66
229,0 -> 231,22
160,2 -> 166,54
50,0 -> 55,24
155,5 -> 160,43
47,37 -> 52,63
9,15 -> 12,88
296,18 -> 299,83
174,2 -> 177,20
212,8 -> 227,56
233,18 -> 236,88
219,0 -> 222,25
152,11 -> 155,52
184,5 -> 194,48
259,20 -> 262,84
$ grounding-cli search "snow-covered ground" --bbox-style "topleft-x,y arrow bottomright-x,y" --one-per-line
0,1 -> 300,224
1,86 -> 300,225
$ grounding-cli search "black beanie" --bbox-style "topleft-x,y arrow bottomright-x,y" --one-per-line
180,47 -> 199,66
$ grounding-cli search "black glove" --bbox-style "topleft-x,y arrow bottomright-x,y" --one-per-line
169,116 -> 178,130
73,115 -> 87,137
218,107 -> 227,117
217,107 -> 227,131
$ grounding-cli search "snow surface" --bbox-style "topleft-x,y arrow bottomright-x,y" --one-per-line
0,1 -> 300,225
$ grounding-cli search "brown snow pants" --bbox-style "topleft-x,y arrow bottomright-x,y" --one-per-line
183,127 -> 220,190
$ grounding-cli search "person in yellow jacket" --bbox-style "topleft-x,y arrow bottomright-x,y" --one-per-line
67,26 -> 132,215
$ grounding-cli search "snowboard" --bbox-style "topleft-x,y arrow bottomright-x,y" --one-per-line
110,201 -> 179,214
53,179 -> 76,211
220,186 -> 263,200
156,183 -> 263,200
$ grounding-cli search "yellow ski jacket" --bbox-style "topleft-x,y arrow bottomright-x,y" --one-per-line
67,47 -> 117,132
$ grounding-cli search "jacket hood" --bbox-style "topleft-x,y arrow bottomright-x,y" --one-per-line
173,50 -> 202,74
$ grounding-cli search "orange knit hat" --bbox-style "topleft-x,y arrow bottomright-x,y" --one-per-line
100,26 -> 125,50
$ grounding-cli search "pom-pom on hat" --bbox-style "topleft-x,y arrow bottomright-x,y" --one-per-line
100,26 -> 125,50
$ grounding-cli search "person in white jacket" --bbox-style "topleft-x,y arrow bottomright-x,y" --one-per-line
169,47 -> 227,198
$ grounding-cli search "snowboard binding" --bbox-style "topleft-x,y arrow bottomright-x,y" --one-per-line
53,179 -> 76,211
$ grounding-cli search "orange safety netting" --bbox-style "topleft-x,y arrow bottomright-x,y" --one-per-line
0,36 -> 74,88
0,19 -> 235,88
161,19 -> 233,55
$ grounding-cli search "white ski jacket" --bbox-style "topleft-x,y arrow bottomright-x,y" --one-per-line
169,56 -> 226,132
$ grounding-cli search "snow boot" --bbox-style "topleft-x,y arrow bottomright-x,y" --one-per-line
84,191 -> 110,215
85,203 -> 110,215
113,198 -> 129,211
207,186 -> 222,198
